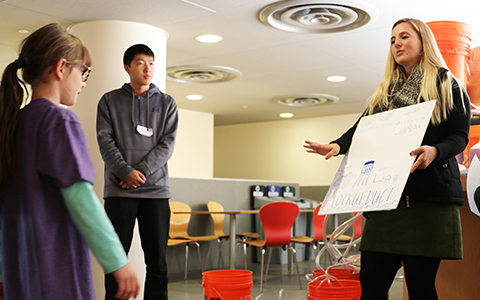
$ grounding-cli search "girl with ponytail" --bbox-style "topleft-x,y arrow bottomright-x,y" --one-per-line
0,23 -> 139,300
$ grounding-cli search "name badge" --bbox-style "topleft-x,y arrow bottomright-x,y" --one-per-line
136,125 -> 153,137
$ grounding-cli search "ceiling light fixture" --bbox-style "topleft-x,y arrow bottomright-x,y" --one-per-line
327,75 -> 347,82
195,34 -> 223,43
18,29 -> 30,34
167,65 -> 242,84
280,113 -> 294,118
274,93 -> 339,107
259,0 -> 379,34
187,94 -> 203,100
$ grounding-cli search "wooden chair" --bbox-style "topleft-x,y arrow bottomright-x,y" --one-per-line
207,201 -> 259,269
290,204 -> 327,273
167,239 -> 202,280
239,202 -> 302,293
169,201 -> 218,273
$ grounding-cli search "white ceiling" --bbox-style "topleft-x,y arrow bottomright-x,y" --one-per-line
1,0 -> 479,126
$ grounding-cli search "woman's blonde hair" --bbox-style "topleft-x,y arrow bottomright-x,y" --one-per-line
366,18 -> 457,125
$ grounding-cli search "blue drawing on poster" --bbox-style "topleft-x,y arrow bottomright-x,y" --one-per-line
332,167 -> 354,189
353,160 -> 375,187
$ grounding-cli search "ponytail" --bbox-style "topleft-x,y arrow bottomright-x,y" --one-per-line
0,61 -> 27,194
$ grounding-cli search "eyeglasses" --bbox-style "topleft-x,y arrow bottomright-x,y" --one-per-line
67,61 -> 92,82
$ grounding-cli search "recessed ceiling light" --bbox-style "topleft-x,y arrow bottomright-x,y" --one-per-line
18,29 -> 30,34
280,113 -> 294,118
327,76 -> 347,82
195,34 -> 223,43
186,94 -> 203,100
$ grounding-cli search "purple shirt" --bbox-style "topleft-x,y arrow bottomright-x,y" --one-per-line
1,99 -> 96,300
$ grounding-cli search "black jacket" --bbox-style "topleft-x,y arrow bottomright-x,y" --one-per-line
333,71 -> 471,206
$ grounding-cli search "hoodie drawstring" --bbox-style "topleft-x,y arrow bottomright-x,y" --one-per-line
131,90 -> 151,129
146,92 -> 150,128
131,91 -> 135,127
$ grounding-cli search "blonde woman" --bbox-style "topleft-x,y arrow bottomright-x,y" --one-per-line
305,18 -> 470,300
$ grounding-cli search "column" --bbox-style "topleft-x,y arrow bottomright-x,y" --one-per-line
69,20 -> 168,300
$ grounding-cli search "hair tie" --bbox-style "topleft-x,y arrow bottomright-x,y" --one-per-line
14,59 -> 23,69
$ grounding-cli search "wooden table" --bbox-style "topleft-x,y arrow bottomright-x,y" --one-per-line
174,208 -> 315,269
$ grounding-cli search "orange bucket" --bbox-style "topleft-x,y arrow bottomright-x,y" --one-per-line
203,269 -> 253,284
308,279 -> 361,300
203,282 -> 253,300
467,47 -> 480,106
427,21 -> 472,87
202,270 -> 253,300
427,21 -> 472,44
313,268 -> 360,281
437,42 -> 472,88
465,125 -> 480,168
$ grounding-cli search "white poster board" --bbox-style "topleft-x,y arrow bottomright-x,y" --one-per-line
466,155 -> 480,217
319,101 -> 436,215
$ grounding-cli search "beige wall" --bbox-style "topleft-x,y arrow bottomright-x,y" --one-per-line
169,108 -> 214,178
214,113 -> 360,186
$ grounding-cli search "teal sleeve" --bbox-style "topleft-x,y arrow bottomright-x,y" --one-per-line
61,181 -> 127,274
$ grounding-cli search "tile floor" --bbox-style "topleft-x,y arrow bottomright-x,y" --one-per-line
167,260 -> 404,299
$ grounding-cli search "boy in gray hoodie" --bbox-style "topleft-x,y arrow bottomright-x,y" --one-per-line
96,44 -> 178,300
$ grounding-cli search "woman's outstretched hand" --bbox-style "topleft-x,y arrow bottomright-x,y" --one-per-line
304,140 -> 340,160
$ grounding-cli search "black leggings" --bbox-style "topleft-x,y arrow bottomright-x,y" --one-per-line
360,251 -> 441,300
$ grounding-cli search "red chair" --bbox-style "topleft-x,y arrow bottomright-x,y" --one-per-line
290,204 -> 327,273
239,202 -> 302,292
326,212 -> 363,250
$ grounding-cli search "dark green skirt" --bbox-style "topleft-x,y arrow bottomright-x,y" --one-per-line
359,200 -> 463,259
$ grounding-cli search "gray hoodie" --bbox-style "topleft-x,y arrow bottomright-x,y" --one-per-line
96,83 -> 178,199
